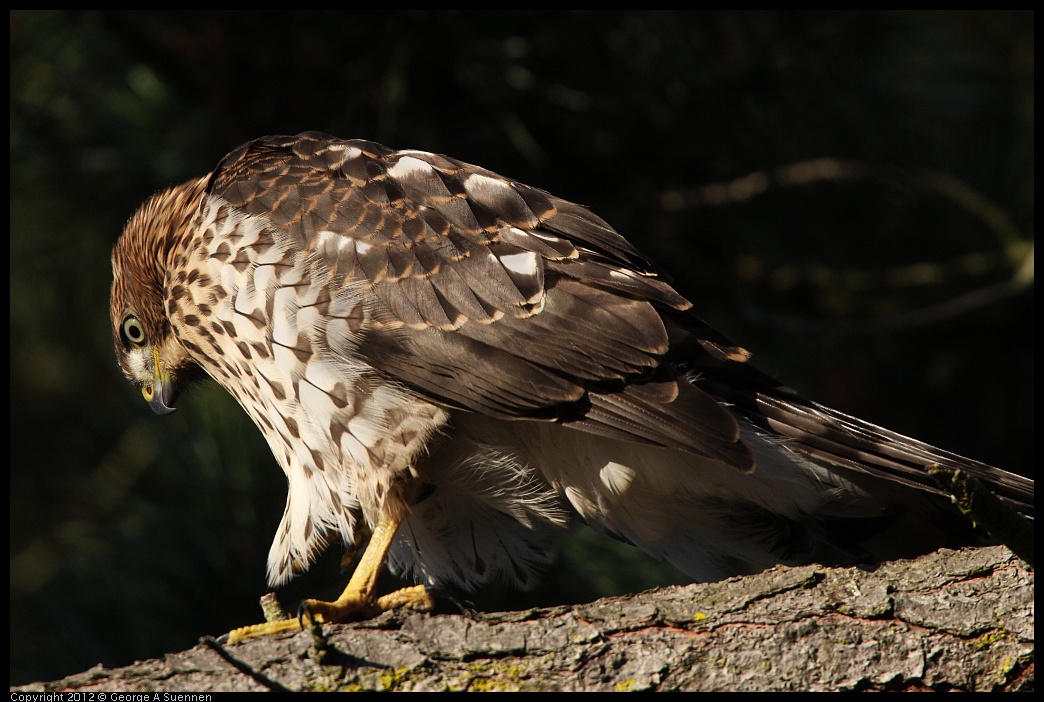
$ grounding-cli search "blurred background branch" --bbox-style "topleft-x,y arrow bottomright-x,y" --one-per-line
664,157 -> 1033,333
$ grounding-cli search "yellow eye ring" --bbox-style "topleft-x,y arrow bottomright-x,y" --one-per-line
122,315 -> 147,347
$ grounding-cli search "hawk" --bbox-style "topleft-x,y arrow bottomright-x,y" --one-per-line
110,132 -> 1033,642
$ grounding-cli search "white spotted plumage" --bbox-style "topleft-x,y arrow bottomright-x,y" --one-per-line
174,194 -> 450,585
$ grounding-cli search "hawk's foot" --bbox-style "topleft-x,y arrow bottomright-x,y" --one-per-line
224,584 -> 434,644
306,583 -> 434,624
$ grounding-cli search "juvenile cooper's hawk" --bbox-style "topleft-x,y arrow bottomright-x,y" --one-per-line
111,132 -> 1033,641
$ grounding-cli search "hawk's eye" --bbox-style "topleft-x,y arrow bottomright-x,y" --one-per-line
122,315 -> 147,347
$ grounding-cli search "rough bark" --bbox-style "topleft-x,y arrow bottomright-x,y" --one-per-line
13,546 -> 1033,693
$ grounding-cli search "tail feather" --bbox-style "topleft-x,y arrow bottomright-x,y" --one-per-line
754,394 -> 1034,516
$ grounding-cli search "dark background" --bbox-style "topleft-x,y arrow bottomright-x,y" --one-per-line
10,11 -> 1033,685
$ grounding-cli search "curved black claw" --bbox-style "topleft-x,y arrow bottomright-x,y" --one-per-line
431,587 -> 477,618
296,601 -> 320,630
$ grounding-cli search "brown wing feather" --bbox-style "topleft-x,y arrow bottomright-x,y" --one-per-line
205,132 -> 754,470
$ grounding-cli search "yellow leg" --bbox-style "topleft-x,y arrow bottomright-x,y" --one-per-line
225,517 -> 433,644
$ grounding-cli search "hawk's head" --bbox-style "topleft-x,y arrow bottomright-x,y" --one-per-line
110,177 -> 209,415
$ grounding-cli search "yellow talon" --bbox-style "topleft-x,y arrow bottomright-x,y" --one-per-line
226,617 -> 307,644
223,516 -> 433,644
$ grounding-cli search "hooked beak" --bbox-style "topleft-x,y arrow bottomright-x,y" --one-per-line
142,346 -> 177,415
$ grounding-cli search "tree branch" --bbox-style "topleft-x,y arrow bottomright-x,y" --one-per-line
12,546 -> 1033,692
